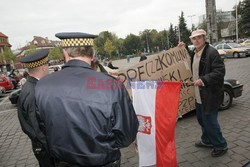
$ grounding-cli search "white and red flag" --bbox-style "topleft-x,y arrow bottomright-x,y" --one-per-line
132,81 -> 181,167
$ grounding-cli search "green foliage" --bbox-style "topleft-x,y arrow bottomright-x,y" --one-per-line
24,44 -> 37,56
179,11 -> 191,45
233,0 -> 250,37
92,11 -> 193,58
191,24 -> 196,31
123,34 -> 141,55
197,20 -> 207,32
49,47 -> 63,60
140,29 -> 151,53
239,0 -> 250,37
104,39 -> 116,58
156,30 -> 169,50
140,29 -> 161,53
94,31 -> 118,58
0,47 -> 16,63
168,24 -> 178,48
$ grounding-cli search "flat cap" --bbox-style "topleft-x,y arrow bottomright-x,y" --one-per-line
55,32 -> 97,47
20,49 -> 49,69
189,29 -> 206,39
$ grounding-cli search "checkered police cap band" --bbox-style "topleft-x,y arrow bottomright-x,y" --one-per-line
24,56 -> 48,69
61,38 -> 94,47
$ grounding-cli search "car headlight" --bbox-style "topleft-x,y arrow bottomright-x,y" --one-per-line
236,80 -> 240,85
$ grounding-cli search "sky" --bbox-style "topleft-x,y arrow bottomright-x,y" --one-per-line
1,0 -> 237,49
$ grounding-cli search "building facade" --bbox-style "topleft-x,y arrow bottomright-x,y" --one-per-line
0,32 -> 12,72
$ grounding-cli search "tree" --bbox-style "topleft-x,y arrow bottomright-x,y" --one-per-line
140,30 -> 151,53
0,46 -> 16,63
197,20 -> 207,32
149,29 -> 160,53
179,11 -> 191,45
116,38 -> 125,58
123,34 -> 141,55
139,29 -> 159,53
155,30 -> 168,51
104,39 -> 116,58
24,44 -> 37,56
168,23 -> 178,48
232,1 -> 244,37
238,0 -> 250,37
94,31 -> 118,58
48,47 -> 63,61
191,24 -> 196,31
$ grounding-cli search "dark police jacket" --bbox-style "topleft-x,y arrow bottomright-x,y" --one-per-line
190,43 -> 225,114
35,60 -> 139,166
17,76 -> 47,150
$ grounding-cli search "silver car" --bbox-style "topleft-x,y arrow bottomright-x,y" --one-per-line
215,43 -> 250,58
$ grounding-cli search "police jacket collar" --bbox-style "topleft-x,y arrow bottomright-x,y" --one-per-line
27,76 -> 38,83
63,59 -> 93,70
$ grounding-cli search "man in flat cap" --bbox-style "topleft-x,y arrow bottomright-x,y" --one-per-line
17,49 -> 54,166
35,32 -> 139,166
180,29 -> 227,157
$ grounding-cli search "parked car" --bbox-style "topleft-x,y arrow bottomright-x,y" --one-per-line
220,79 -> 243,110
49,64 -> 63,74
240,39 -> 250,48
188,45 -> 226,61
0,75 -> 14,91
6,76 -> 19,89
9,88 -> 21,104
214,42 -> 250,58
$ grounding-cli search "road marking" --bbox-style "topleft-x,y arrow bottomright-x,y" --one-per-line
0,108 -> 16,115
0,96 -> 10,105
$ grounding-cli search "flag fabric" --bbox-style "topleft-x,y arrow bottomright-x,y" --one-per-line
132,81 -> 181,167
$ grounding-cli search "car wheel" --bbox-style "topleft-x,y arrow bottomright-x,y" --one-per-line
233,52 -> 240,58
220,87 -> 233,110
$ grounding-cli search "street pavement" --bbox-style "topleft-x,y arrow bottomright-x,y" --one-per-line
0,55 -> 250,167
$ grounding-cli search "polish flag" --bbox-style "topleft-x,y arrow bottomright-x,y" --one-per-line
132,81 -> 181,167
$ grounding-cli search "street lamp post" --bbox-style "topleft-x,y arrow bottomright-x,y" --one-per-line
236,0 -> 239,43
166,31 -> 170,49
178,25 -> 181,42
188,14 -> 196,30
146,32 -> 150,53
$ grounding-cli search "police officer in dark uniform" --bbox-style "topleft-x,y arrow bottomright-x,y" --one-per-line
35,32 -> 139,167
17,49 -> 55,167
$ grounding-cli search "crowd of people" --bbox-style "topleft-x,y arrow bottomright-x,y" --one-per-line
16,29 -> 228,167
0,69 -> 29,90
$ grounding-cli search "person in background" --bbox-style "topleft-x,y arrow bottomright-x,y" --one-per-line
139,53 -> 147,62
35,32 -> 139,167
17,49 -> 54,166
107,58 -> 119,70
179,29 -> 227,157
18,71 -> 29,89
127,54 -> 130,63
91,54 -> 108,74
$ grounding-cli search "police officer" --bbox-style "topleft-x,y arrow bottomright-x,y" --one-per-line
35,32 -> 139,167
17,49 -> 55,167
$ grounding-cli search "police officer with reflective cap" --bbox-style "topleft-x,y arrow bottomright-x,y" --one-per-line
17,49 -> 55,167
35,32 -> 139,167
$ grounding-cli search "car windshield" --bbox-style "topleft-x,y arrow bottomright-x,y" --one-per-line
228,43 -> 243,48
188,45 -> 194,50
